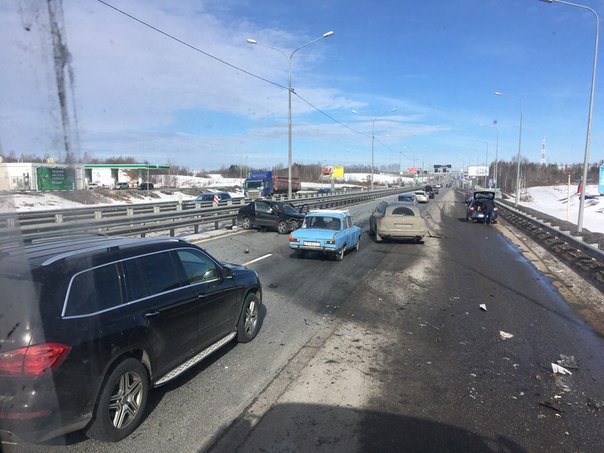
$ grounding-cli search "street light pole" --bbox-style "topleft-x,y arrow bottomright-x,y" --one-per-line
481,140 -> 489,187
539,0 -> 598,233
494,91 -> 523,206
247,31 -> 334,199
481,120 -> 499,188
371,119 -> 376,190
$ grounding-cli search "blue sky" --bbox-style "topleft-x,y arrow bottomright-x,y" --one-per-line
1,0 -> 604,172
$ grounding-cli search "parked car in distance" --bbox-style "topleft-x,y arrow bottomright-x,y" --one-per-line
0,236 -> 262,444
238,200 -> 306,234
317,188 -> 332,194
138,182 -> 154,190
466,190 -> 499,223
195,192 -> 232,204
397,193 -> 418,205
114,182 -> 130,190
414,190 -> 429,203
289,209 -> 362,261
424,184 -> 435,199
369,201 -> 427,243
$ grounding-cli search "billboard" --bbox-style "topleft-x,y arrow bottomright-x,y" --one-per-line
407,167 -> 421,174
36,166 -> 76,191
467,165 -> 489,177
321,165 -> 344,178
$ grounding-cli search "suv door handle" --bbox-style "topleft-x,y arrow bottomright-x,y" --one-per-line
197,294 -> 207,299
144,310 -> 160,319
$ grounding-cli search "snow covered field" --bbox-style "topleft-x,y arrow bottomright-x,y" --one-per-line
520,184 -> 603,234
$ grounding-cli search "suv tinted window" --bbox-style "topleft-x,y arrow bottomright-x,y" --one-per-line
65,264 -> 122,317
136,251 -> 183,295
122,258 -> 151,302
176,249 -> 220,284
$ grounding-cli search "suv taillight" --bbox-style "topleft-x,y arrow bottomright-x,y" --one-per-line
0,343 -> 71,377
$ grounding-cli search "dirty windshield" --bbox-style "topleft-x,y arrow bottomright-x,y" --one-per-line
2,1 -> 604,452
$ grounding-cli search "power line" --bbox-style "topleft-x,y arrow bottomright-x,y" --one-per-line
96,0 -> 287,90
97,0 -> 410,164
293,92 -> 368,138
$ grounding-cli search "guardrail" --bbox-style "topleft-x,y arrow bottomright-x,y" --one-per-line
0,187 -> 411,246
496,199 -> 604,260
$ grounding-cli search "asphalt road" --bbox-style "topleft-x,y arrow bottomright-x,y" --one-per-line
7,188 -> 604,453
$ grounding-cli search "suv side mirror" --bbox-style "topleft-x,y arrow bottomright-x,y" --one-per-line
222,267 -> 234,279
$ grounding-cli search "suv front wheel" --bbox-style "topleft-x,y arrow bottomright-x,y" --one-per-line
237,292 -> 261,342
87,358 -> 149,442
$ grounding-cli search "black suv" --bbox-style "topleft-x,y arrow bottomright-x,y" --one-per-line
0,236 -> 262,443
237,200 -> 306,234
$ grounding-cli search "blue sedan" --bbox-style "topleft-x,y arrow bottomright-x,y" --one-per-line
288,210 -> 362,261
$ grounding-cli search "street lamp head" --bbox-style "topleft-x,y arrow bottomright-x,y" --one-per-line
539,0 -> 554,3
351,109 -> 358,114
246,39 -> 257,44
494,91 -> 503,96
323,31 -> 335,38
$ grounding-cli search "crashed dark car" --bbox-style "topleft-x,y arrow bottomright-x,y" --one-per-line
237,200 -> 306,234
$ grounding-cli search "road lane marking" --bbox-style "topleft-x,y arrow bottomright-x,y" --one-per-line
244,254 -> 272,265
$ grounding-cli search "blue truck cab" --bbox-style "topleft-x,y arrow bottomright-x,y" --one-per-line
243,171 -> 301,199
244,171 -> 273,199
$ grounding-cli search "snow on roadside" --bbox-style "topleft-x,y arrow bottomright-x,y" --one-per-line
520,184 -> 603,234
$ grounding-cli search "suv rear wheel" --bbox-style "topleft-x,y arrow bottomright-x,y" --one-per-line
87,358 -> 149,442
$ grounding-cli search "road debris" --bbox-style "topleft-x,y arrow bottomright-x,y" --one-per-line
499,330 -> 514,340
551,363 -> 572,375
268,283 -> 278,288
479,304 -> 487,311
557,354 -> 578,369
244,248 -> 250,254
539,401 -> 563,413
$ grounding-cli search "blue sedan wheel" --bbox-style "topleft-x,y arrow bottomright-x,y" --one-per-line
335,246 -> 345,261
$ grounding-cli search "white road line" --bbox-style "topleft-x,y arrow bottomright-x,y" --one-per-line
244,254 -> 272,266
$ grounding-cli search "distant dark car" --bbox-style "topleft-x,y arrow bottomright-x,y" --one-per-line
0,236 -> 262,443
424,184 -> 435,199
138,182 -> 154,190
195,192 -> 232,204
466,190 -> 498,223
238,200 -> 306,234
317,188 -> 332,194
397,193 -> 418,205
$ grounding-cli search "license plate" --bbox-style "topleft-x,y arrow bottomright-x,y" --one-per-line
304,241 -> 321,247
476,213 -> 484,218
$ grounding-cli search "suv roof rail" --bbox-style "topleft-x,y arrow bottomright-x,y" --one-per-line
40,236 -> 184,266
